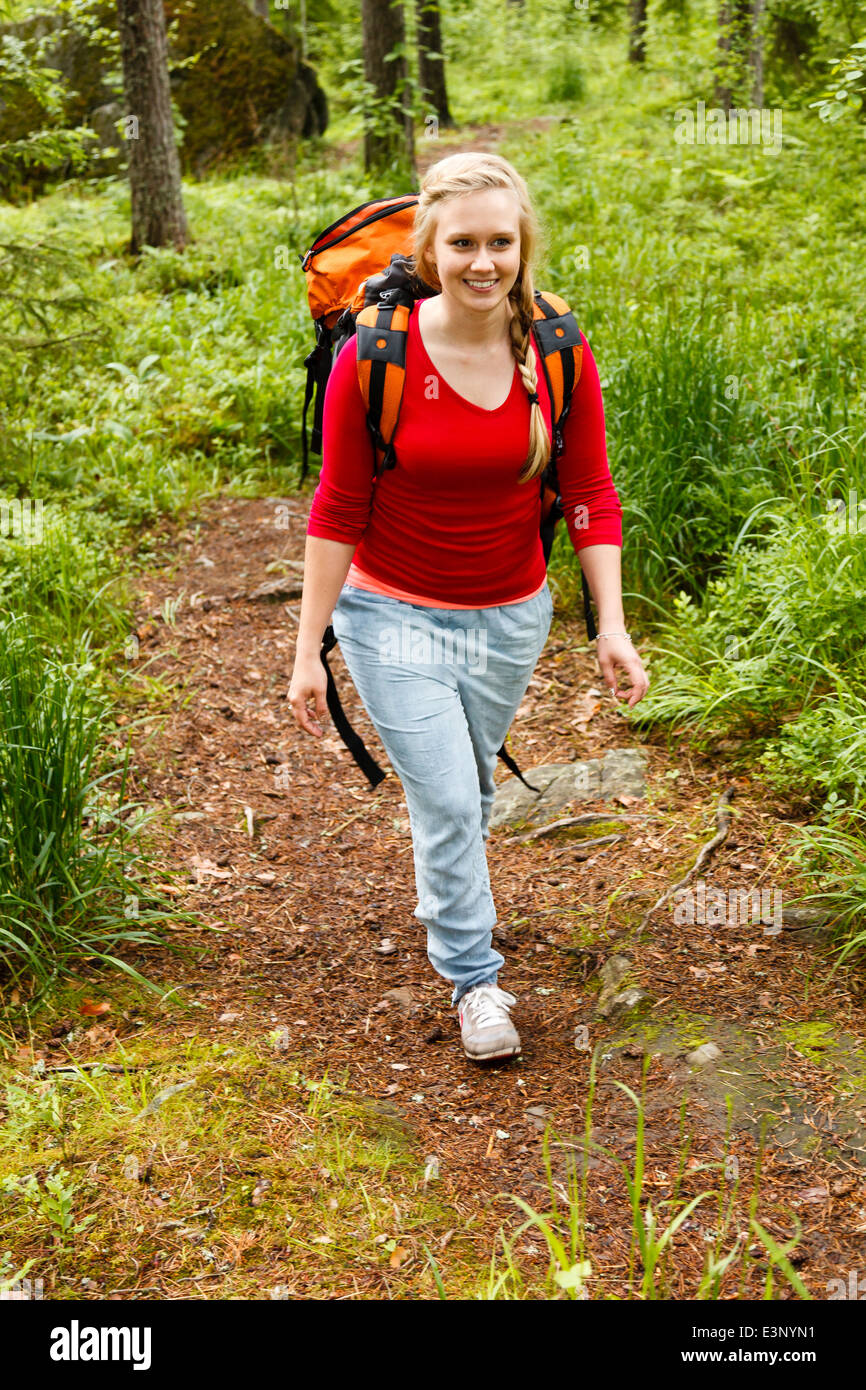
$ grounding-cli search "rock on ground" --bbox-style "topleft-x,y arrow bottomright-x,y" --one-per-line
490,747 -> 648,831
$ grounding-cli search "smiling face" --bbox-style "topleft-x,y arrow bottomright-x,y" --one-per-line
423,186 -> 524,314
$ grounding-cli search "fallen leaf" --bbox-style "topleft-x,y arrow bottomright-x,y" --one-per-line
571,694 -> 600,727
79,1000 -> 111,1017
383,987 -> 415,1016
320,737 -> 346,755
831,1178 -> 857,1198
795,1186 -> 829,1204
388,1244 -> 408,1269
251,1176 -> 272,1207
84,1024 -> 116,1046
190,854 -> 232,884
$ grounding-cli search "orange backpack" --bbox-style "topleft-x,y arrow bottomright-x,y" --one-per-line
298,194 -> 596,790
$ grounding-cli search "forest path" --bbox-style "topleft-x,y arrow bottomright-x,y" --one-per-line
101,489 -> 866,1297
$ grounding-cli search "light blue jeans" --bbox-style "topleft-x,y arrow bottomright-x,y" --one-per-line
330,580 -> 554,1005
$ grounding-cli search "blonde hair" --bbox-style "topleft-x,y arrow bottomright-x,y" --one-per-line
406,152 -> 550,484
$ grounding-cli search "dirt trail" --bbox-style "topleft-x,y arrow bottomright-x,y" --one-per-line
98,489 -> 866,1297
26,115 -> 863,1296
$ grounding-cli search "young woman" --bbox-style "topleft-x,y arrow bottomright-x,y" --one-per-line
288,152 -> 649,1063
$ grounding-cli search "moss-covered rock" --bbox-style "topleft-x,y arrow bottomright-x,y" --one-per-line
164,0 -> 328,173
0,0 -> 328,194
0,5 -> 118,196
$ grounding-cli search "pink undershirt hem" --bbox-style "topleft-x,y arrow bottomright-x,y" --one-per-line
345,561 -> 546,609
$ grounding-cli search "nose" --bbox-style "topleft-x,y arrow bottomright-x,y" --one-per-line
470,249 -> 496,272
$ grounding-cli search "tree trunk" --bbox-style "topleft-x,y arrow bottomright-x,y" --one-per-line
750,0 -> 765,106
361,0 -> 414,177
416,0 -> 454,131
715,0 -> 762,110
628,0 -> 648,64
768,12 -> 817,85
115,0 -> 189,253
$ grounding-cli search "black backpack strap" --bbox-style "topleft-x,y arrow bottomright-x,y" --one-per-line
300,322 -> 335,487
530,293 -> 596,641
540,457 -> 598,643
355,298 -> 411,478
496,741 -> 541,794
581,569 -> 597,642
531,291 -> 582,453
319,625 -> 387,788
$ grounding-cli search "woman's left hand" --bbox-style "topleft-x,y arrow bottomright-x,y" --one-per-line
596,635 -> 649,709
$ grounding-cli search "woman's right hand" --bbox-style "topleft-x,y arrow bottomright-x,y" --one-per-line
288,653 -> 329,738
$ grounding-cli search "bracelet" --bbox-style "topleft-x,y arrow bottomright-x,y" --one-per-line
595,631 -> 632,642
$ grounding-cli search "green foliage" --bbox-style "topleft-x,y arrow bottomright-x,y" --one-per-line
786,807 -> 866,963
810,35 -> 866,124
546,51 -> 586,104
0,235 -> 99,351
0,1167 -> 96,1248
0,0 -> 116,195
632,507 -> 866,736
0,31 -> 93,184
0,618 -> 177,1002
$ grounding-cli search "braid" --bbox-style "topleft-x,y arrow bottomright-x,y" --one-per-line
508,277 -> 551,484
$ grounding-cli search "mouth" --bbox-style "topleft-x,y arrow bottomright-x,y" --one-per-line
464,278 -> 499,293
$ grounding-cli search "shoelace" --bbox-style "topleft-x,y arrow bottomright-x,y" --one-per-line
461,985 -> 517,1029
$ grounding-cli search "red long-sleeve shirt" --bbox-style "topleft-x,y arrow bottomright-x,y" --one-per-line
306,297 -> 622,608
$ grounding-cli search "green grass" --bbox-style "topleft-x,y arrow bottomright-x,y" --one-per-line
0,1033 -> 812,1300
0,616 -> 188,1003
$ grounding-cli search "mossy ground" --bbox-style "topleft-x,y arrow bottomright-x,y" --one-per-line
0,1036 -> 498,1299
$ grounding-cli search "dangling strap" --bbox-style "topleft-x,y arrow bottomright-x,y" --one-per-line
301,323 -> 335,487
319,626 -> 387,788
496,742 -> 541,794
581,569 -> 597,642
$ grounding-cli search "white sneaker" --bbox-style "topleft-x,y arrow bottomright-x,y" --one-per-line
458,984 -> 521,1061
